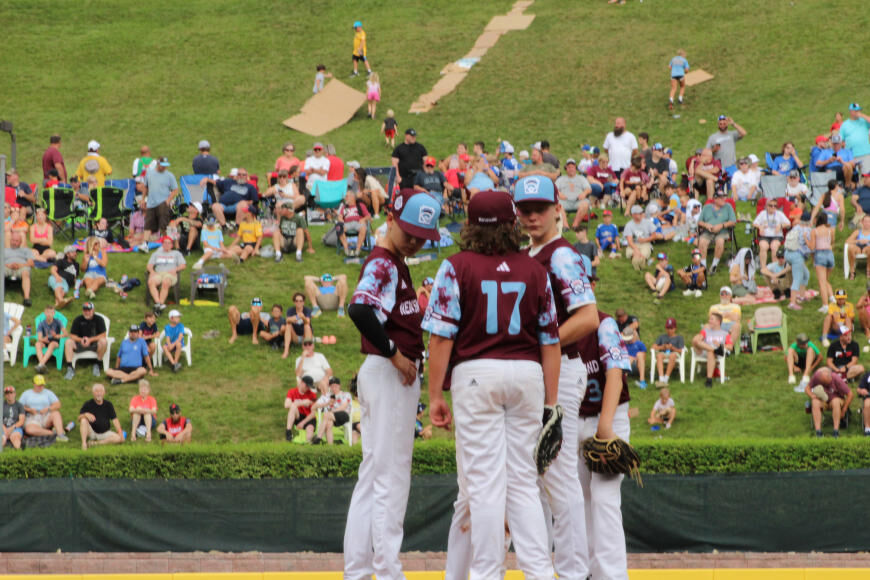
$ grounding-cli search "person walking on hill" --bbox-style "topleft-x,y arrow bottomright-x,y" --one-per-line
366,72 -> 381,119
351,21 -> 373,77
668,49 -> 689,108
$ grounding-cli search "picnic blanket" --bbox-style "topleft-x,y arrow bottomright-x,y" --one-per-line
734,286 -> 819,305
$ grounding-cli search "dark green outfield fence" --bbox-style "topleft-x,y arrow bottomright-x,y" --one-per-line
2,470 -> 870,553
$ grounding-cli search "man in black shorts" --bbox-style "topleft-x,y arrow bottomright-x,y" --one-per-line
311,377 -> 352,445
63,302 -> 108,380
228,297 -> 267,345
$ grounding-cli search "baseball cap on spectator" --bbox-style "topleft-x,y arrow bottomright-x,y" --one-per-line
129,324 -> 140,332
717,115 -> 728,121
815,135 -> 829,145
82,302 -> 94,310
602,209 -> 612,216
656,252 -> 667,260
229,168 -> 238,177
328,377 -> 341,385
630,205 -> 644,215
532,141 -> 542,151
692,248 -> 702,256
788,169 -> 800,178
417,401 -> 427,414
198,140 -> 211,150
191,201 -> 202,213
158,235 -> 173,243
518,150 -> 530,160
835,289 -> 847,299
795,333 -> 809,346
621,329 -> 635,342
347,160 -> 361,169
158,157 -> 170,167
300,375 -> 314,387
720,286 -> 732,296
423,276 -> 434,285
251,297 -> 263,307
33,375 -> 46,385
206,215 -> 216,225
776,248 -> 785,258
831,134 -> 844,144
391,189 -> 442,241
839,325 -> 852,335
469,190 -> 516,225
565,158 -> 577,166
514,176 -> 556,204
581,144 -> 591,152
653,143 -> 664,151
665,147 -> 672,155
592,147 -> 600,155
459,153 -> 471,162
748,154 -> 759,164
405,128 -> 417,136
312,142 -> 324,150
849,103 -> 862,111
64,245 -> 77,255
321,273 -> 333,283
3,386 -> 13,394
665,317 -> 677,329
353,20 -> 362,28
168,309 -> 181,318
502,142 -> 514,154
169,403 -> 181,414
714,190 -> 728,198
424,156 -> 436,167
87,140 -> 100,151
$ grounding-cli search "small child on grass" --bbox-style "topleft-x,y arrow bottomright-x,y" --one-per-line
648,387 -> 676,429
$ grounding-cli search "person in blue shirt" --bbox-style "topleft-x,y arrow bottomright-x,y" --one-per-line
107,325 -> 154,384
668,49 -> 689,107
162,310 -> 186,373
595,209 -> 621,258
839,102 -> 870,160
815,135 -> 856,187
771,142 -> 804,176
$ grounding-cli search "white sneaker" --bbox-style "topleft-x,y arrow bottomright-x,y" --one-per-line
683,289 -> 693,297
822,338 -> 831,347
193,260 -> 204,270
794,385 -> 806,393
817,305 -> 829,313
694,290 -> 703,298
788,375 -> 796,385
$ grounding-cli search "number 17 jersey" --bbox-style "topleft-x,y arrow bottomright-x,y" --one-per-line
422,250 -> 560,367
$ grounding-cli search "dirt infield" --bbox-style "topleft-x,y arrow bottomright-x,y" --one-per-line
1,552 -> 869,574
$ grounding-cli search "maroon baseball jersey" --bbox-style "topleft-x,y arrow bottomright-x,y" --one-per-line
621,168 -> 648,187
527,237 -> 596,358
422,250 -> 560,367
586,165 -> 617,183
352,246 -> 424,360
579,311 -> 631,417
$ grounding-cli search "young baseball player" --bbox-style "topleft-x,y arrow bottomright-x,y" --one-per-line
514,175 -> 599,579
343,189 -> 441,580
425,189 -> 561,580
578,308 -> 633,580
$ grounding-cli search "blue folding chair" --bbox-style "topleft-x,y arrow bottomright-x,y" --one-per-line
179,174 -> 213,207
313,179 -> 347,209
106,179 -> 138,211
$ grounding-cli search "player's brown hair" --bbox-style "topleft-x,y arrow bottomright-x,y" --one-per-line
459,222 -> 522,255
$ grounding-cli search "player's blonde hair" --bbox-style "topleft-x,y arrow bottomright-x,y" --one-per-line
459,222 -> 522,255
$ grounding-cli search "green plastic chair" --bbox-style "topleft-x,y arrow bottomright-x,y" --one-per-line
21,311 -> 68,369
750,306 -> 788,353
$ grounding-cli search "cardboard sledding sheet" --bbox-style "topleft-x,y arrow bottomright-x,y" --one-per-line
485,13 -> 535,32
474,30 -> 502,49
283,79 -> 366,136
685,69 -> 715,86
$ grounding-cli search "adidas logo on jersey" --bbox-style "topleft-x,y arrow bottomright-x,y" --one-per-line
401,280 -> 408,289
470,378 -> 479,386
496,262 -> 511,273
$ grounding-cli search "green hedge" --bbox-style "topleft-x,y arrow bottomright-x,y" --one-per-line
1,439 -> 868,479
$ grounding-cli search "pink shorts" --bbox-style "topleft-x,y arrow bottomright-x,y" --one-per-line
367,91 -> 380,102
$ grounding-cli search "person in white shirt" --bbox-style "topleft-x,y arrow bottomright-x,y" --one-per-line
602,117 -> 639,174
295,338 -> 333,392
647,388 -> 676,429
311,377 -> 352,445
731,157 -> 760,201
303,142 -> 331,192
752,200 -> 790,268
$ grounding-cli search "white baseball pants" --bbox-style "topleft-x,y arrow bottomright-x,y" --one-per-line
452,359 -> 555,580
343,354 -> 420,580
577,401 -> 631,580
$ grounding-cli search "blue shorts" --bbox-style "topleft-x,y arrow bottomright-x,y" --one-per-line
223,202 -> 239,215
48,277 -> 70,293
814,250 -> 835,268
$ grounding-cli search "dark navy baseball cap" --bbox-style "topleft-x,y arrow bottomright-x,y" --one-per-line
392,189 -> 441,241
514,175 -> 556,204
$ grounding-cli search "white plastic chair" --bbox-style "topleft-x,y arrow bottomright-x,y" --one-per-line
843,242 -> 867,279
689,346 -> 726,384
3,302 -> 24,366
650,347 -> 688,384
70,313 -> 115,371
154,327 -> 193,368
316,406 -> 353,446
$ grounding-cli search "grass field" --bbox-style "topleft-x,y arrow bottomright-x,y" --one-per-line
3,0 -> 870,447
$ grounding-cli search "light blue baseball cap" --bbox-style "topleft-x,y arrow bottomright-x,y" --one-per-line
849,102 -> 862,111
392,189 -> 441,241
514,175 -> 556,204
353,20 -> 362,28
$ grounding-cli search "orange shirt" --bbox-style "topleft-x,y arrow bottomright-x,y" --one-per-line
129,395 -> 157,413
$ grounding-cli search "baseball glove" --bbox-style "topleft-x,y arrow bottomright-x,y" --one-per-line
581,436 -> 642,485
534,404 -> 563,475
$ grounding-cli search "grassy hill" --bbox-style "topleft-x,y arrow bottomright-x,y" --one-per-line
2,0 -> 870,446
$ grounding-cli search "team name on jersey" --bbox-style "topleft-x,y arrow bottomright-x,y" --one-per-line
585,358 -> 600,375
399,299 -> 421,316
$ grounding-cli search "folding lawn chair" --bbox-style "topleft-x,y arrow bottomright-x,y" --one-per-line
39,186 -> 77,240
807,171 -> 835,207
87,186 -> 128,237
3,302 -> 24,366
313,179 -> 346,209
21,311 -> 68,370
179,174 -> 213,208
759,174 -> 787,199
749,306 -> 788,352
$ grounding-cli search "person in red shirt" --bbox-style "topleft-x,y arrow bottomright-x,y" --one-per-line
805,367 -> 853,438
285,375 -> 318,442
620,155 -> 651,216
337,190 -> 372,256
326,145 -> 345,181
689,148 -> 723,199
42,135 -> 67,184
157,403 -> 192,444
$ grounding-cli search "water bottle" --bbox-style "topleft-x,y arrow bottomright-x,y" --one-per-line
25,325 -> 32,337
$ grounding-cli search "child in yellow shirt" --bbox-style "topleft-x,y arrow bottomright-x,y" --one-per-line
351,21 -> 372,77
229,207 -> 262,262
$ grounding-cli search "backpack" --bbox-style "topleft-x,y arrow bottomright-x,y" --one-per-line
784,227 -> 801,251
